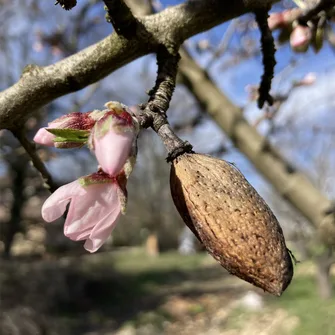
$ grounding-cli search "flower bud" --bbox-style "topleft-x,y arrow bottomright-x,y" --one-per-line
34,111 -> 97,148
170,153 -> 293,296
293,72 -> 316,87
89,102 -> 138,176
290,24 -> 312,53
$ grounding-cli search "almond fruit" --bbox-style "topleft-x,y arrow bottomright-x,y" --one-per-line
170,153 -> 293,296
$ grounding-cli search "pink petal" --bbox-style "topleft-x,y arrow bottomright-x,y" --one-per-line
93,129 -> 134,176
84,209 -> 121,253
42,180 -> 85,222
33,128 -> 56,146
64,182 -> 121,247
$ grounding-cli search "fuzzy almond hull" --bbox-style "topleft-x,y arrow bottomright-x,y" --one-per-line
170,153 -> 293,296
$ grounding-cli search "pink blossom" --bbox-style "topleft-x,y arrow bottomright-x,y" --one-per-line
268,12 -> 285,30
42,171 -> 125,253
290,25 -> 312,52
268,9 -> 302,31
294,72 -> 317,87
90,102 -> 138,176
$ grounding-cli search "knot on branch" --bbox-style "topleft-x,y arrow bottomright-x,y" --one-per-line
166,140 -> 193,162
147,47 -> 180,112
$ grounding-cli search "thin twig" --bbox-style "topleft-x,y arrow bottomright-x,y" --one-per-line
12,130 -> 57,193
138,46 -> 192,162
206,19 -> 237,70
103,0 -> 139,38
138,46 -> 193,161
255,9 -> 276,109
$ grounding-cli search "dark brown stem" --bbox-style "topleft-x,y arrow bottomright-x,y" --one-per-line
138,46 -> 193,161
255,9 -> 276,108
298,0 -> 335,26
103,0 -> 139,38
12,130 -> 57,193
55,0 -> 77,10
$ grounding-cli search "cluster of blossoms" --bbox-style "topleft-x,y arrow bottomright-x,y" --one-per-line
268,9 -> 314,53
34,102 -> 139,252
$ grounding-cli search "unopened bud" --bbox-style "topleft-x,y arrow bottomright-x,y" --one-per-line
290,24 -> 312,53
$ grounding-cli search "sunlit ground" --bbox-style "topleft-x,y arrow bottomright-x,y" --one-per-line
1,249 -> 335,335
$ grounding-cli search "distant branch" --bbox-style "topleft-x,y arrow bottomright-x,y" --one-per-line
178,47 -> 335,245
12,130 -> 57,193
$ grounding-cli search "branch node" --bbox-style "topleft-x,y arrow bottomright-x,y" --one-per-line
166,141 -> 193,162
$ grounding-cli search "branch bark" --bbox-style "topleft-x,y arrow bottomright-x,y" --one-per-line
178,48 -> 335,245
0,0 -> 277,130
138,46 -> 193,161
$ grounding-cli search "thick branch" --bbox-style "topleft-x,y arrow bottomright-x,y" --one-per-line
178,48 -> 335,245
0,0 -> 277,130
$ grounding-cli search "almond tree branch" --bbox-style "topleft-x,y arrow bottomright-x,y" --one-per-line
0,0 -> 278,130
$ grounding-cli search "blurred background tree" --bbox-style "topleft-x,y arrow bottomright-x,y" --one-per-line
1,0 -> 335,334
